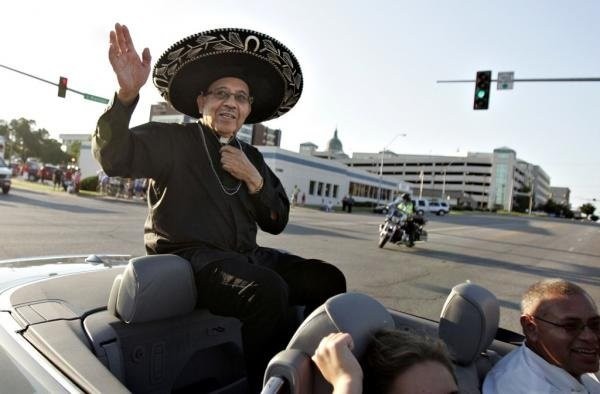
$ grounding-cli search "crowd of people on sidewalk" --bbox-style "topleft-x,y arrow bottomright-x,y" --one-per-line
12,160 -> 83,194
14,164 -> 148,200
50,167 -> 81,193
97,170 -> 148,200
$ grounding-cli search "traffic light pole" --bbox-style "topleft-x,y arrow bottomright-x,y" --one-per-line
439,74 -> 600,109
0,63 -> 58,87
437,77 -> 600,83
0,63 -> 109,104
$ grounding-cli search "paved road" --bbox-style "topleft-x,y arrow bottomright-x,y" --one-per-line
2,186 -> 599,333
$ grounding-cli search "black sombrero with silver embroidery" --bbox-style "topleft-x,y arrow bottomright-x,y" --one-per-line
152,28 -> 303,124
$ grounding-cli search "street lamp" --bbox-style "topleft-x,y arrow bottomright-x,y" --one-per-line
441,167 -> 448,200
441,159 -> 460,201
440,154 -> 467,202
377,133 -> 407,204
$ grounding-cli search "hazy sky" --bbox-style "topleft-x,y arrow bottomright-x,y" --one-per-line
1,0 -> 598,208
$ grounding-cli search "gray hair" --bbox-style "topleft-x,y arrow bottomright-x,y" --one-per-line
521,278 -> 590,315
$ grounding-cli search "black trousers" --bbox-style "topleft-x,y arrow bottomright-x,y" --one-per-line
179,247 -> 347,393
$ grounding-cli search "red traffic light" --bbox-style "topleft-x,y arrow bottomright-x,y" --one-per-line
58,76 -> 68,98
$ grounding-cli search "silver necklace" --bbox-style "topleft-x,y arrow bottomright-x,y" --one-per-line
198,123 -> 242,196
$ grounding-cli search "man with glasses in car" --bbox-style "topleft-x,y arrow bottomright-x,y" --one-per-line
483,279 -> 600,393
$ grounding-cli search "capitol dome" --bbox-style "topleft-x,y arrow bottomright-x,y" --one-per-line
327,129 -> 343,154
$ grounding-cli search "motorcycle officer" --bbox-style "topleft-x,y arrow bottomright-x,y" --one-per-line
394,193 -> 418,246
396,193 -> 414,215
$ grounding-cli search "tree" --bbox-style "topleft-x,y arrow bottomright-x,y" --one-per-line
539,198 -> 573,218
68,140 -> 82,162
580,203 -> 596,217
9,118 -> 41,160
0,118 -> 70,164
0,120 -> 8,139
40,138 -> 70,164
513,186 -> 531,213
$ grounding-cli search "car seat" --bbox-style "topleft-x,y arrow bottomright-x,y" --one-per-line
438,282 -> 500,394
262,292 -> 395,394
83,254 -> 245,393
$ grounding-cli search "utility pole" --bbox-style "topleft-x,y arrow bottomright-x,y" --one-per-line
528,173 -> 534,215
419,170 -> 424,199
528,190 -> 534,215
377,133 -> 407,204
0,63 -> 109,104
438,72 -> 600,109
438,76 -> 600,83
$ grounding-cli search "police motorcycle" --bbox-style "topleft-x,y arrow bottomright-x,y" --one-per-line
378,195 -> 427,248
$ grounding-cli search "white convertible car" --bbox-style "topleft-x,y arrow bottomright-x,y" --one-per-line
0,253 -> 525,393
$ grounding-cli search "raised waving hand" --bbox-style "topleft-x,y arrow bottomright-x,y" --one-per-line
108,23 -> 152,105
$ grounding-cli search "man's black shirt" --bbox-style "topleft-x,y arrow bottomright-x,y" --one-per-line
92,94 -> 290,261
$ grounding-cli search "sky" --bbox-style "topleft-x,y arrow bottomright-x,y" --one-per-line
1,0 -> 598,208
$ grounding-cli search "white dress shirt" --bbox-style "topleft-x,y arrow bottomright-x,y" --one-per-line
483,344 -> 600,393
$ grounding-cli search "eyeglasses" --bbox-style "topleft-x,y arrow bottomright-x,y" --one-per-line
204,89 -> 253,105
533,315 -> 600,336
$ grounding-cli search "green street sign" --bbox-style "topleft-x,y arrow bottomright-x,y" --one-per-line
83,94 -> 109,104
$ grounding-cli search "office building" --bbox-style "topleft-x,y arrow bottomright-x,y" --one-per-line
337,147 -> 551,210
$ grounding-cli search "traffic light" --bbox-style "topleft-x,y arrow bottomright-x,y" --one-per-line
58,76 -> 68,98
473,71 -> 491,110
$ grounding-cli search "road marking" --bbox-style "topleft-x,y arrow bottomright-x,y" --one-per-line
568,247 -> 575,252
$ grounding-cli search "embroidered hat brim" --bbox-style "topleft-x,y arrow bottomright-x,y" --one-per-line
152,28 -> 303,124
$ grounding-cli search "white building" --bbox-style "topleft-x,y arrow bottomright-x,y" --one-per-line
258,146 -> 411,207
59,133 -> 101,179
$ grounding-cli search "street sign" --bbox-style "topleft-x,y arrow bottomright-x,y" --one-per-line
83,94 -> 109,104
497,71 -> 514,90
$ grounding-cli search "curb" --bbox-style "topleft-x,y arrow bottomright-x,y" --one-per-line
12,179 -> 146,205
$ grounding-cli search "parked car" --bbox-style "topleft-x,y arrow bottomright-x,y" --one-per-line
372,202 -> 393,214
37,164 -> 59,182
22,158 -> 41,181
428,200 -> 451,215
413,198 -> 451,216
0,157 -> 12,194
9,162 -> 20,176
0,253 -> 522,393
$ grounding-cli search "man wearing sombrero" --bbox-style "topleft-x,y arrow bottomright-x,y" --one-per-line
92,23 -> 346,392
